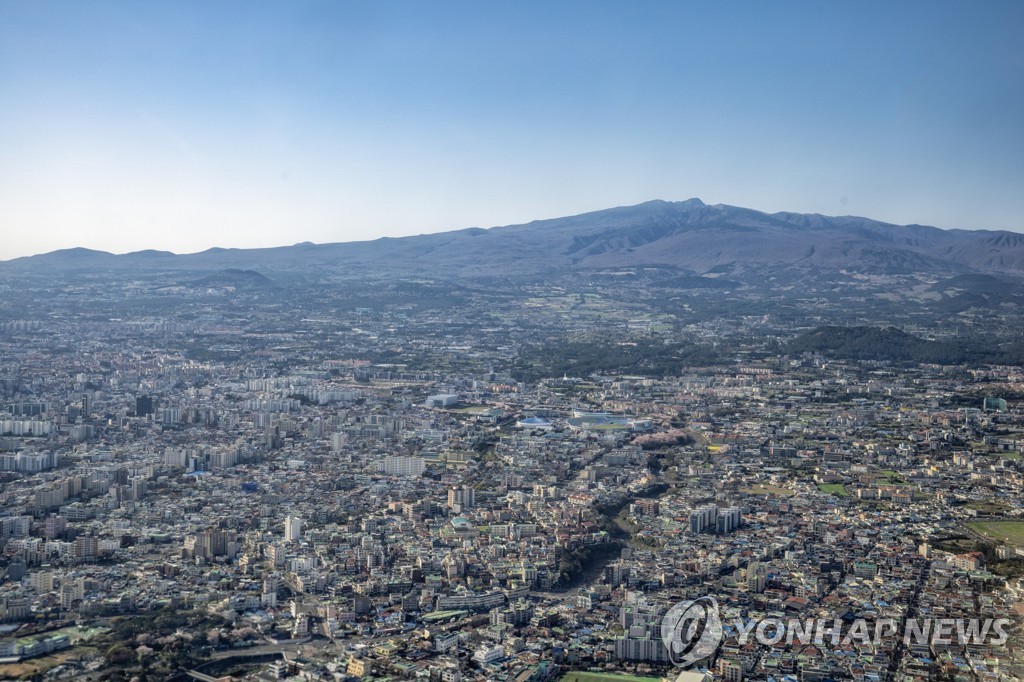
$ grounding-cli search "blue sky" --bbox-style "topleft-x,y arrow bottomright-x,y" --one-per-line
1,1 -> 1022,259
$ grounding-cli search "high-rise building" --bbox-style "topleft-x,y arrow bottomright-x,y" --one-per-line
746,561 -> 767,593
614,602 -> 672,665
44,515 -> 67,540
60,578 -> 85,610
30,571 -> 54,593
689,504 -> 718,534
380,456 -> 425,477
690,504 -> 741,535
605,562 -> 628,585
716,506 -> 742,535
447,485 -> 475,510
284,515 -> 303,543
130,477 -> 147,501
74,536 -> 98,562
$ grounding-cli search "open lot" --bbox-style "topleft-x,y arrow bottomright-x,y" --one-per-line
0,647 -> 94,679
966,500 -> 1014,515
741,484 -> 795,496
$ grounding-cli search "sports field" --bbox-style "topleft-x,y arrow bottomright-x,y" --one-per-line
560,673 -> 664,682
968,521 -> 1024,547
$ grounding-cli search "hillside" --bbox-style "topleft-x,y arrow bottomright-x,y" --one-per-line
785,326 -> 1024,366
3,199 -> 1023,280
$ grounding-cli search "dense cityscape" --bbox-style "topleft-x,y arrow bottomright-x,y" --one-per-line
0,259 -> 1021,682
4,0 -> 1023,680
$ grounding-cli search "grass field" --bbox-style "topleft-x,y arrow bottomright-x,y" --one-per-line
875,470 -> 904,484
741,484 -> 795,496
968,521 -> 1024,547
589,423 -> 630,431
817,483 -> 848,496
560,672 -> 665,682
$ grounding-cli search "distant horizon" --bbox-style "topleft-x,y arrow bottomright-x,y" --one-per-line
2,2 -> 1022,260
4,195 -> 1020,262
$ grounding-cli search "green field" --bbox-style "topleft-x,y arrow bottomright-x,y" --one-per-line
589,423 -> 630,431
817,483 -> 848,496
875,470 -> 904,484
968,521 -> 1024,547
560,673 -> 664,682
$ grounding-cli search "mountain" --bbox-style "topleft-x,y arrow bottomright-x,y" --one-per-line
189,269 -> 276,290
4,198 -> 1024,279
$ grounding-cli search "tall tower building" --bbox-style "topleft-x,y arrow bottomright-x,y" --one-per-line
284,516 -> 303,543
447,485 -> 476,510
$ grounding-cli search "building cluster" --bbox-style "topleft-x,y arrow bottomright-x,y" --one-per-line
0,302 -> 1021,681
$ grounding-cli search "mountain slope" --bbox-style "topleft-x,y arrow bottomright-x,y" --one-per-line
4,198 -> 1023,278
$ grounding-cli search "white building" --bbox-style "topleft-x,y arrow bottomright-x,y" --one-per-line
284,515 -> 303,543
425,394 -> 460,408
472,644 -> 504,665
380,455 -> 425,477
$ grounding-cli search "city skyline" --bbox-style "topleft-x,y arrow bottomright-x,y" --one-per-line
2,0 -> 1022,260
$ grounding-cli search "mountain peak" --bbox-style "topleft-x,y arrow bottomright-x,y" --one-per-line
634,198 -> 705,210
49,247 -> 113,258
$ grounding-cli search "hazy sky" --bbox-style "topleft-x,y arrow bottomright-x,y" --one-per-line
2,1 -> 1022,260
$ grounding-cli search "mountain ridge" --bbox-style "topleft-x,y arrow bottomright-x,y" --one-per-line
4,198 -> 1023,278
